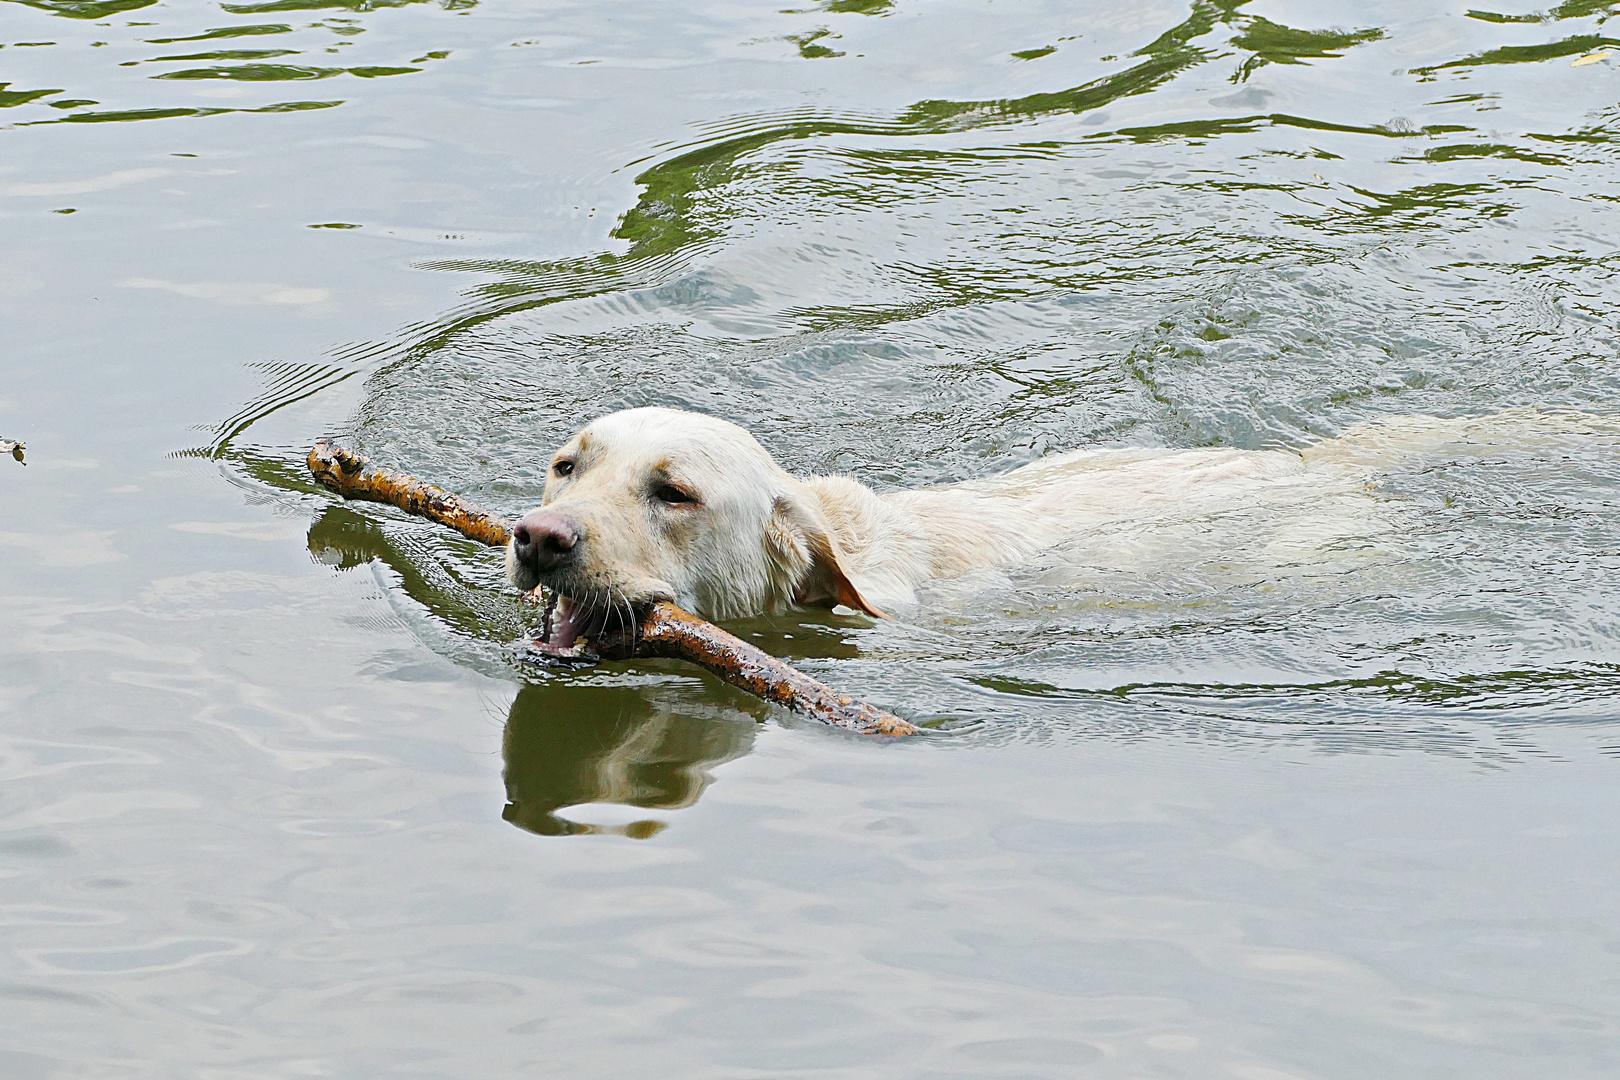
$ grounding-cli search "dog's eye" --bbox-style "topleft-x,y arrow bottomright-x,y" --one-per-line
552,460 -> 574,478
652,483 -> 698,506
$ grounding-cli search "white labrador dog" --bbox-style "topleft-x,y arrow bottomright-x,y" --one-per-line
506,405 -> 1590,652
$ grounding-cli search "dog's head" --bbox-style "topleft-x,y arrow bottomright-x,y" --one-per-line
507,407 -> 883,648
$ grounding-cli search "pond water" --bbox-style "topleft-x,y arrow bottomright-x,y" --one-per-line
4,0 -> 1620,1074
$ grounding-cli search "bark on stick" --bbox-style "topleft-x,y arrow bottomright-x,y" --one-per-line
308,440 -> 921,737
309,440 -> 514,547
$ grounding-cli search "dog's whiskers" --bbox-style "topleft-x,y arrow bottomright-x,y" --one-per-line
610,585 -> 634,644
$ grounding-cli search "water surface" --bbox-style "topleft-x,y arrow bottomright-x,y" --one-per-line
3,0 -> 1619,1075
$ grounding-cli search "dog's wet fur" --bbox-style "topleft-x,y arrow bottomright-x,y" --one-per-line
507,405 -> 1608,650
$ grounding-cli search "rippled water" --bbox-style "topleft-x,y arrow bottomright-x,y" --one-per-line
4,0 -> 1620,1074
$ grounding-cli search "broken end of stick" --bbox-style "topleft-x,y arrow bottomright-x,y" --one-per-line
635,601 -> 924,737
827,700 -> 925,738
308,440 -> 513,548
309,438 -> 363,485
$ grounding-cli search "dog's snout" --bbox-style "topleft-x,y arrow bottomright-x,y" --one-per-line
512,509 -> 581,572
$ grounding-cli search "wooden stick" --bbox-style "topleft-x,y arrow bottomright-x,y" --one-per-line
308,440 -> 921,737
627,604 -> 921,737
309,440 -> 514,547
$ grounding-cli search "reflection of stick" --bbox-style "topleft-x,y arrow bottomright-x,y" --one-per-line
308,440 -> 921,737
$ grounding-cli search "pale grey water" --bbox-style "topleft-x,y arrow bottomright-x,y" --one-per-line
3,0 -> 1620,1075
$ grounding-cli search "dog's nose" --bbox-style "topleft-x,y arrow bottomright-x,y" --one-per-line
511,509 -> 580,573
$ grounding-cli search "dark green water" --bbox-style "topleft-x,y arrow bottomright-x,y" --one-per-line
4,0 -> 1620,1074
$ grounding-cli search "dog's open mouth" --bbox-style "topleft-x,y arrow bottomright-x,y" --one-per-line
524,590 -> 640,664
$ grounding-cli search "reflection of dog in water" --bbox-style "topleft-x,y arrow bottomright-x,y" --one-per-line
502,683 -> 755,838
304,497 -> 760,837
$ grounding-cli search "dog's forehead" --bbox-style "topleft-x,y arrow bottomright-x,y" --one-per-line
574,408 -> 771,472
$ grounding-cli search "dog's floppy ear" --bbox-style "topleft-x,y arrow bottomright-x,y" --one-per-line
766,493 -> 890,619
